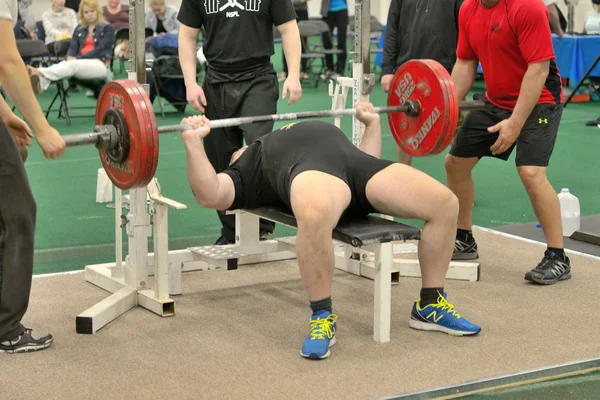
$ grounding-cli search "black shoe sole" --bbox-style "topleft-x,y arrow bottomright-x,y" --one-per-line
452,251 -> 479,261
525,272 -> 572,285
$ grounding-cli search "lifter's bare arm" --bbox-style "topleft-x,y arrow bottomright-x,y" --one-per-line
356,103 -> 382,158
181,116 -> 236,210
451,57 -> 479,101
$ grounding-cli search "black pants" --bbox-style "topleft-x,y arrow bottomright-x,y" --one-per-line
322,9 -> 349,74
0,121 -> 37,342
203,74 -> 279,241
283,9 -> 309,75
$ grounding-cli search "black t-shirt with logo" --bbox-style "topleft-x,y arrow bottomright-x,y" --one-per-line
178,0 -> 297,82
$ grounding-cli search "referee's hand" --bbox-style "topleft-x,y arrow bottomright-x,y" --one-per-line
488,118 -> 520,156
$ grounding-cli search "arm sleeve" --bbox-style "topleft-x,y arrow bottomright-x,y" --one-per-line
177,0 -> 204,29
221,170 -> 244,210
69,9 -> 78,34
66,29 -> 79,57
270,0 -> 298,27
513,1 -> 555,65
381,0 -> 400,75
455,3 -> 476,60
78,25 -> 115,59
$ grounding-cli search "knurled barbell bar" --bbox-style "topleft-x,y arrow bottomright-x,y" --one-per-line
60,59 -> 486,190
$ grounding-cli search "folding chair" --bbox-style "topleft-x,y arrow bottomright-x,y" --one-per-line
44,40 -> 108,124
297,21 -> 327,87
150,55 -> 203,118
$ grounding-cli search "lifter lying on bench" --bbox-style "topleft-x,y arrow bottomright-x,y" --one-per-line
179,103 -> 481,360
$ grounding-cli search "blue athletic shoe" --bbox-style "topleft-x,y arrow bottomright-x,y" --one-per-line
300,310 -> 338,360
409,293 -> 481,336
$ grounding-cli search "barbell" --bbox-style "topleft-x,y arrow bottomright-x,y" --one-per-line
61,59 -> 486,190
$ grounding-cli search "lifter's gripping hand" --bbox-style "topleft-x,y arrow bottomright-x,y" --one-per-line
354,102 -> 380,126
181,115 -> 211,141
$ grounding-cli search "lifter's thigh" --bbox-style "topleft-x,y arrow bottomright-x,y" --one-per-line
239,74 -> 279,144
290,171 -> 351,229
366,164 -> 458,222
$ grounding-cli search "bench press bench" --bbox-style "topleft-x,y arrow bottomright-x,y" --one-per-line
191,206 -> 421,343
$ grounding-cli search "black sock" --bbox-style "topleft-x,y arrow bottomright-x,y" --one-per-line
420,288 -> 444,307
546,247 -> 566,260
310,296 -> 332,314
457,229 -> 473,242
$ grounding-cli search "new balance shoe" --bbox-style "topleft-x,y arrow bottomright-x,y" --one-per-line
452,237 -> 479,260
300,310 -> 338,360
0,329 -> 53,354
410,293 -> 481,336
525,252 -> 571,285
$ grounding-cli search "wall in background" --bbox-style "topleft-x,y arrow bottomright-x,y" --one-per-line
27,0 -> 593,34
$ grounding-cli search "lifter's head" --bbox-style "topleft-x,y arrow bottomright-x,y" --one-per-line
229,146 -> 249,166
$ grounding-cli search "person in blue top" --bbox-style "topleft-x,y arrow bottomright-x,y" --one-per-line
320,0 -> 348,79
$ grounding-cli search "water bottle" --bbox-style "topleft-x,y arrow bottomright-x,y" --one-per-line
557,188 -> 580,236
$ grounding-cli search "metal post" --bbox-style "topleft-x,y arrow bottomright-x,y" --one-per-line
129,0 -> 147,84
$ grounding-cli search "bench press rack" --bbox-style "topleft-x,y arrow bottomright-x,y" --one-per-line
76,0 -> 479,339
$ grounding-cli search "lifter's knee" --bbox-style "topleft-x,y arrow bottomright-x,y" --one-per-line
433,188 -> 459,223
295,201 -> 337,231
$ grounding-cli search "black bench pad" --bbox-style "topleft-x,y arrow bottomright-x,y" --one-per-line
246,206 -> 421,247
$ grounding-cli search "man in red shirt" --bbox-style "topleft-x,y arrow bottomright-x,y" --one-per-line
445,0 -> 570,284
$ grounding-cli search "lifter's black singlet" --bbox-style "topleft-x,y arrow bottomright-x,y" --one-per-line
222,121 -> 393,214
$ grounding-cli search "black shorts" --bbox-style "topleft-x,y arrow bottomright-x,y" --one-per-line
449,94 -> 563,167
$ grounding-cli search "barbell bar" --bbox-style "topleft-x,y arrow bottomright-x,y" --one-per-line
56,59 -> 487,190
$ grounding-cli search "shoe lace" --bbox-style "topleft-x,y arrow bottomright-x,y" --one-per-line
309,314 -> 338,340
433,295 -> 461,318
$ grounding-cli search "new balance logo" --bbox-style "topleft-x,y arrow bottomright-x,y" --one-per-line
539,118 -> 548,124
426,311 -> 444,323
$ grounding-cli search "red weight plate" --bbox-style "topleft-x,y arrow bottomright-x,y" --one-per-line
387,59 -> 455,157
96,80 -> 158,190
428,61 -> 459,155
426,62 -> 454,155
121,80 -> 159,188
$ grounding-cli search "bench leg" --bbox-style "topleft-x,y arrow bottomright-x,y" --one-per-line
373,242 -> 392,343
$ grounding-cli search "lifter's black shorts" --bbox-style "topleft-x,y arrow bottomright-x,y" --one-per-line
449,93 -> 563,167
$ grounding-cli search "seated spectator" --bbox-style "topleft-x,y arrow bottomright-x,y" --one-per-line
18,0 -> 37,39
27,0 -> 115,95
42,0 -> 79,45
583,0 -> 600,34
103,0 -> 129,30
145,0 -> 180,36
103,0 -> 130,59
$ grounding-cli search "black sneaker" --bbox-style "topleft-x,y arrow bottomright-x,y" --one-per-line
452,238 -> 479,260
214,235 -> 235,246
524,254 -> 571,285
0,329 -> 53,354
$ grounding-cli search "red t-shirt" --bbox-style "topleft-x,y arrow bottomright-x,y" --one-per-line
80,35 -> 95,55
456,0 -> 563,110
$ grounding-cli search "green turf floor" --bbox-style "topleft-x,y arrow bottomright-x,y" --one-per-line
449,369 -> 600,399
10,51 -> 600,275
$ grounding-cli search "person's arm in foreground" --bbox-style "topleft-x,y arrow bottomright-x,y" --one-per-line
181,115 -> 236,210
356,103 -> 383,158
0,19 -> 65,158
